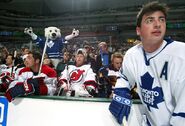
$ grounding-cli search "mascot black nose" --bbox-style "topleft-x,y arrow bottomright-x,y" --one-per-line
52,33 -> 56,37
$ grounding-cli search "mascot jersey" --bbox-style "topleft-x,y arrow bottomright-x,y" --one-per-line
35,37 -> 64,58
116,39 -> 185,126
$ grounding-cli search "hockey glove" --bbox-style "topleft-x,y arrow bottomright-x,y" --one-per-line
27,77 -> 48,95
0,72 -> 14,91
86,86 -> 96,97
109,88 -> 132,124
99,67 -> 108,77
5,81 -> 35,102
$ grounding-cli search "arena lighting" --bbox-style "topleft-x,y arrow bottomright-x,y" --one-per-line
127,38 -> 135,43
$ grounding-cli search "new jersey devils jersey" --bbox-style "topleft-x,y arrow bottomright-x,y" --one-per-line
9,65 -> 57,95
0,64 -> 16,79
116,40 -> 185,126
59,64 -> 97,95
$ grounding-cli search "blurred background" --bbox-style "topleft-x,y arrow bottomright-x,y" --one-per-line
0,0 -> 185,53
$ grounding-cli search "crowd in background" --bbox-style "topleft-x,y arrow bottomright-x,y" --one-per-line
0,40 -> 138,99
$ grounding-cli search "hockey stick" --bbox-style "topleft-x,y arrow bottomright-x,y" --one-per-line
57,61 -> 70,96
38,35 -> 49,74
10,50 -> 17,77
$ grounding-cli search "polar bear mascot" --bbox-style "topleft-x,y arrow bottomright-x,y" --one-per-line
24,26 -> 79,67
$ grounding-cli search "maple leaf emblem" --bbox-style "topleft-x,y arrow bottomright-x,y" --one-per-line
47,40 -> 54,48
140,72 -> 164,111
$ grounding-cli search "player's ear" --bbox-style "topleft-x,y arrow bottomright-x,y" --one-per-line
35,59 -> 40,64
136,27 -> 141,36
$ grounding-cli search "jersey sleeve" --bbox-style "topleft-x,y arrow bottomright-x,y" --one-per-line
84,66 -> 97,89
35,36 -> 45,48
170,70 -> 185,125
115,52 -> 136,90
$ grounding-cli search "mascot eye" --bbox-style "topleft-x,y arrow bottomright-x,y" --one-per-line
49,30 -> 52,32
55,30 -> 57,32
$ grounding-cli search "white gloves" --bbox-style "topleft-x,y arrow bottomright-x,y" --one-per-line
24,27 -> 37,40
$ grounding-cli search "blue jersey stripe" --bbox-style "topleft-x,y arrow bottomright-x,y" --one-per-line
142,38 -> 173,66
172,112 -> 185,118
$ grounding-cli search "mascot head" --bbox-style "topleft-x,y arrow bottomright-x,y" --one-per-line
44,26 -> 61,40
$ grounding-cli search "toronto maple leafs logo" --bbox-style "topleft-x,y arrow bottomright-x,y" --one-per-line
47,40 -> 54,48
140,72 -> 164,111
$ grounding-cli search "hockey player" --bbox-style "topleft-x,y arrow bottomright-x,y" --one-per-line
58,48 -> 97,97
98,52 -> 123,98
4,51 -> 57,102
109,1 -> 185,125
0,54 -> 16,92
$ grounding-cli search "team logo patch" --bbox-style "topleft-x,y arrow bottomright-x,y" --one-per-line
47,40 -> 54,48
140,72 -> 164,111
0,96 -> 8,126
113,94 -> 131,106
70,69 -> 85,83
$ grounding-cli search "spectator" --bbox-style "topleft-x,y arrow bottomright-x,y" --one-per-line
84,44 -> 96,72
43,57 -> 55,68
0,46 -> 9,64
96,42 -> 112,73
56,51 -> 74,76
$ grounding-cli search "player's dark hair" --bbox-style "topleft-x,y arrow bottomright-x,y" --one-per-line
28,51 -> 42,63
6,54 -> 14,60
136,1 -> 169,27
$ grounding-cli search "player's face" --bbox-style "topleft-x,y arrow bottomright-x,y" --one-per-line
6,55 -> 13,65
75,54 -> 85,67
63,52 -> 70,61
112,57 -> 123,71
25,54 -> 35,68
136,11 -> 166,51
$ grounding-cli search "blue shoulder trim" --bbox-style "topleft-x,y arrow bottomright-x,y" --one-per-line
143,38 -> 174,66
172,112 -> 185,118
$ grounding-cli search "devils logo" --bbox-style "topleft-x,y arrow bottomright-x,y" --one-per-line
70,69 -> 85,83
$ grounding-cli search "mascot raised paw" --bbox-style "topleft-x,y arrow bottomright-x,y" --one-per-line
24,26 -> 79,67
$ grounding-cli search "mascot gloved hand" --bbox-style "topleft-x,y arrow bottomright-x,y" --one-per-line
65,28 -> 79,41
109,88 -> 132,124
24,27 -> 37,40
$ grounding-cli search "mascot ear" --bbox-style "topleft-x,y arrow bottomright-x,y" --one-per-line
44,27 -> 48,38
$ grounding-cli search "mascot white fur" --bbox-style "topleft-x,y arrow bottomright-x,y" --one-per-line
24,26 -> 79,67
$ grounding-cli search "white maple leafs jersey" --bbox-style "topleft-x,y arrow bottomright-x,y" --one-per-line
116,40 -> 185,126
